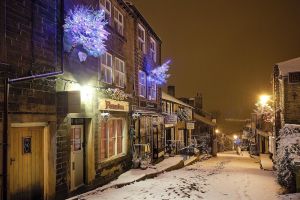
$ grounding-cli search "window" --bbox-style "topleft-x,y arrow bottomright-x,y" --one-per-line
114,58 -> 125,88
100,0 -> 111,20
137,25 -> 145,53
114,8 -> 124,35
289,72 -> 300,83
100,52 -> 113,84
139,70 -> 146,97
150,37 -> 157,62
99,119 -> 124,161
148,80 -> 157,101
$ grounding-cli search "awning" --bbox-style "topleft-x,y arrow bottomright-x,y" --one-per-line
193,113 -> 216,127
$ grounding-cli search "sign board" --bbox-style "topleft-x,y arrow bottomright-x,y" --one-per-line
186,122 -> 195,130
99,99 -> 129,112
164,114 -> 178,125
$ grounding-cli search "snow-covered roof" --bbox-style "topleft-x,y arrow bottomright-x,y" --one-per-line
276,57 -> 300,76
162,92 -> 194,109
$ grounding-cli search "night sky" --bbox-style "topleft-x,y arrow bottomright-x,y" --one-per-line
131,0 -> 300,133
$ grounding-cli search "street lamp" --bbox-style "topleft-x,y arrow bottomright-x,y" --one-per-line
259,95 -> 271,107
233,135 -> 238,140
215,129 -> 220,134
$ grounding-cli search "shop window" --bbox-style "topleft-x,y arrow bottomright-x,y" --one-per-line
100,52 -> 113,84
114,57 -> 125,88
137,24 -> 145,53
139,70 -> 146,97
114,7 -> 124,35
99,119 -> 124,161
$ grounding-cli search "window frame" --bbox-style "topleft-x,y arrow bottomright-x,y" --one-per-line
139,70 -> 147,98
150,37 -> 157,62
137,24 -> 146,53
148,79 -> 157,101
100,52 -> 113,84
114,7 -> 124,36
114,57 -> 126,88
100,0 -> 111,20
99,118 -> 125,162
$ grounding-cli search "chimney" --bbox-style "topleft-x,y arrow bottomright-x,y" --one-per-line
167,85 -> 175,97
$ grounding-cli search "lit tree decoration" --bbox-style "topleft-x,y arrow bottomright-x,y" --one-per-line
148,60 -> 171,85
254,96 -> 274,123
64,6 -> 109,61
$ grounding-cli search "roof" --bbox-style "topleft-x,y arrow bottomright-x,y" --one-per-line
276,57 -> 300,76
162,92 -> 194,109
194,113 -> 216,127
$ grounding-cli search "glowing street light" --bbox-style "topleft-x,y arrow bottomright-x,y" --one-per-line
259,95 -> 271,107
215,129 -> 220,134
233,135 -> 238,140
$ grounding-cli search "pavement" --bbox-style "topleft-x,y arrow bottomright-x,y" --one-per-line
69,154 -> 205,200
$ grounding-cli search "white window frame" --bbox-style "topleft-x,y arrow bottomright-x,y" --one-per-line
114,7 -> 124,35
114,57 -> 125,88
137,24 -> 145,53
100,0 -> 111,19
99,118 -> 125,162
100,52 -> 113,84
139,70 -> 147,97
150,37 -> 157,62
148,79 -> 157,101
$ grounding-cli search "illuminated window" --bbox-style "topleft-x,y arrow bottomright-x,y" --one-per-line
114,57 -> 125,88
114,8 -> 123,35
137,25 -> 145,53
139,70 -> 146,97
148,79 -> 157,101
150,37 -> 157,62
100,52 -> 113,84
100,0 -> 111,20
99,119 -> 124,161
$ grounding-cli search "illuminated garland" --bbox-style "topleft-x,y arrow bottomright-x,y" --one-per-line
64,6 -> 109,61
101,88 -> 130,101
148,60 -> 171,85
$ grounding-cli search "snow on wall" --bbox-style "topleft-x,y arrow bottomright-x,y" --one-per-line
275,124 -> 300,192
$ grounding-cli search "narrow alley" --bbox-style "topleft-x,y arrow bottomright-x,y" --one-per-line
76,152 -> 299,200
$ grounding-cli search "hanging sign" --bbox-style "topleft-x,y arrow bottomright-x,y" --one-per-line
165,114 -> 178,125
186,122 -> 195,130
99,99 -> 129,112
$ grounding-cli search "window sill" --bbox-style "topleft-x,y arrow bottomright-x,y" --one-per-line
97,153 -> 127,168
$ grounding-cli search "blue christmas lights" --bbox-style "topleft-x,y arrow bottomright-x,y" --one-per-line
148,60 -> 171,85
64,6 -> 109,61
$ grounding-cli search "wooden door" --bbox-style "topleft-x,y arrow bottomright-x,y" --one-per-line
9,127 -> 44,200
70,125 -> 84,191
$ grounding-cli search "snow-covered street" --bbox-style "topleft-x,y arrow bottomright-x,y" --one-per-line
79,151 -> 299,200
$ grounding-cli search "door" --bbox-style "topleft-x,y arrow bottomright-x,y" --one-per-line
70,125 -> 84,191
9,127 -> 44,200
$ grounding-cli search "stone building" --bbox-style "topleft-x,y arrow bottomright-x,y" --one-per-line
0,0 -> 62,199
55,0 -> 135,199
162,91 -> 194,155
0,0 -> 162,199
126,3 -> 165,163
273,57 -> 300,152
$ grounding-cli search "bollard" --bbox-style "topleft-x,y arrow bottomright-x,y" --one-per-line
295,159 -> 300,192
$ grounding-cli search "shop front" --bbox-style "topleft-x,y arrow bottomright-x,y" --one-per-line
132,111 -> 164,163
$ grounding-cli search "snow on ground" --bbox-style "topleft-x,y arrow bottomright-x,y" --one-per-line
81,151 -> 299,200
